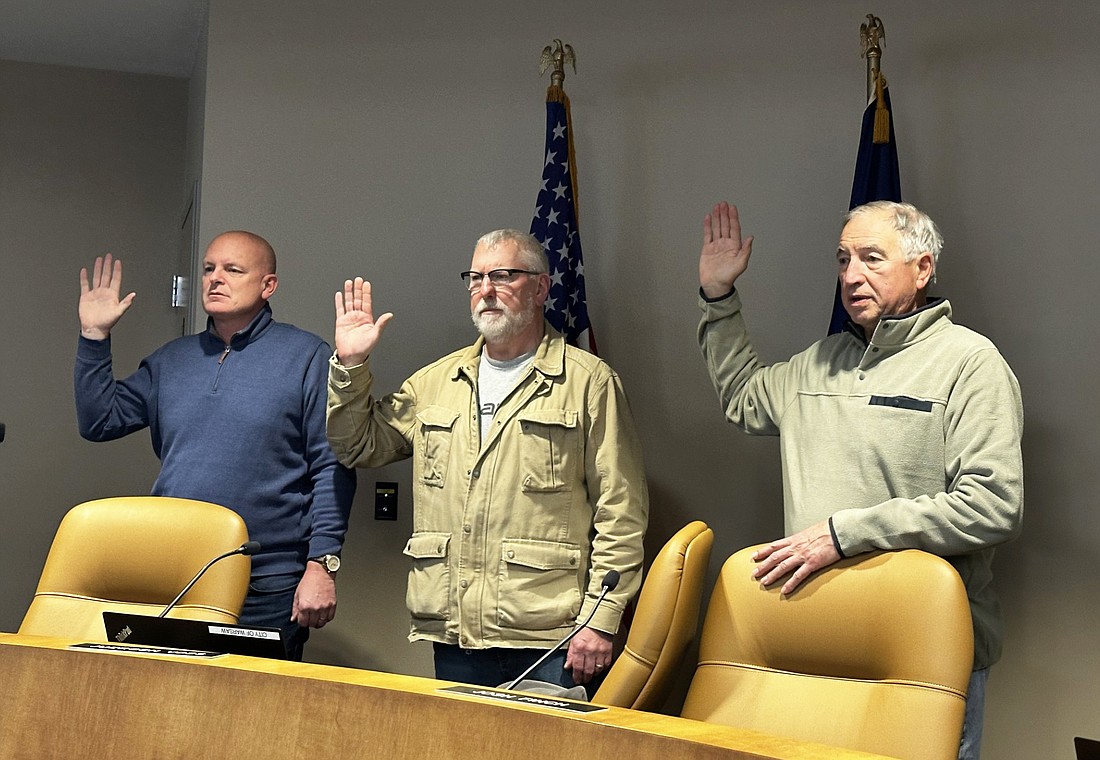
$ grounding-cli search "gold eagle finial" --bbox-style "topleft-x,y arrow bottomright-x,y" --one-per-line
860,14 -> 886,59
538,39 -> 576,88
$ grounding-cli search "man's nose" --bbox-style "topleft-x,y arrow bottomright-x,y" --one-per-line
840,261 -> 865,285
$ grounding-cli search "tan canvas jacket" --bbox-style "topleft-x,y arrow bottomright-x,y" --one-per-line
327,325 -> 648,649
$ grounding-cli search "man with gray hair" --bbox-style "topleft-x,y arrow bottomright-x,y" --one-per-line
327,229 -> 648,695
696,200 -> 1022,758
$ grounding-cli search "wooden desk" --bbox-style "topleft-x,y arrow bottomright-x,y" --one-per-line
0,633 -> 887,759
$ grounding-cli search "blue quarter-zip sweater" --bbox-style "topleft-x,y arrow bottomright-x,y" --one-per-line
75,305 -> 355,578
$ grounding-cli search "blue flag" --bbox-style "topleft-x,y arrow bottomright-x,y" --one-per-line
829,85 -> 902,334
530,90 -> 597,354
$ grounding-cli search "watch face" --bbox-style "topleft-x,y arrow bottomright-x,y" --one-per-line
324,555 -> 341,572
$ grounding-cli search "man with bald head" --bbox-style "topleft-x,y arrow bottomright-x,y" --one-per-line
74,231 -> 355,660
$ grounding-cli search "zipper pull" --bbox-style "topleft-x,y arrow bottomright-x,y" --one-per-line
218,345 -> 231,364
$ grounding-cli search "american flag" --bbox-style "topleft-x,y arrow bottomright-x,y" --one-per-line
530,90 -> 597,354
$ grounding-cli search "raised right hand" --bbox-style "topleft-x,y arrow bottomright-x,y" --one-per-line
334,277 -> 393,366
699,201 -> 754,299
79,253 -> 136,340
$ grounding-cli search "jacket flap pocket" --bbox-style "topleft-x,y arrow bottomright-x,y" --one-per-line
501,539 -> 580,570
516,409 -> 578,429
415,407 -> 460,430
404,532 -> 451,559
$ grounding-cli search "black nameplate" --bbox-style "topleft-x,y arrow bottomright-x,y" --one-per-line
69,642 -> 222,659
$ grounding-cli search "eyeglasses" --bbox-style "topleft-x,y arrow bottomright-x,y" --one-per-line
459,268 -> 540,292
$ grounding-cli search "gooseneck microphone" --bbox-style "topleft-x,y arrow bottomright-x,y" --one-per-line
504,570 -> 621,690
158,541 -> 261,618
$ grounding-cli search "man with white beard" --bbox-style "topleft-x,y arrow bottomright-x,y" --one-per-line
326,229 -> 648,696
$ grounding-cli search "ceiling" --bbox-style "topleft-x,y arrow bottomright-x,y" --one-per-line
0,0 -> 206,78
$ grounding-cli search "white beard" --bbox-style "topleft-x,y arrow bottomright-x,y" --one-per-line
471,294 -> 537,343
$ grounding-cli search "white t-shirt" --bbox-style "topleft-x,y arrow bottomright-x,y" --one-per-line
477,349 -> 536,444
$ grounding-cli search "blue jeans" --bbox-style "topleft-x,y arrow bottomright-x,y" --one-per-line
432,643 -> 605,698
239,573 -> 309,661
959,667 -> 989,760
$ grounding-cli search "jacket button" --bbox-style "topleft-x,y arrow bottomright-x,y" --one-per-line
507,550 -> 515,559
460,579 -> 468,589
463,524 -> 471,534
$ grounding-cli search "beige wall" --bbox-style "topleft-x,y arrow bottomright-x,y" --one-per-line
4,1 -> 1099,757
0,59 -> 188,633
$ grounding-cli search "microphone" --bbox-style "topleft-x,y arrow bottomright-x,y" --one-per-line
504,570 -> 621,691
158,541 -> 261,618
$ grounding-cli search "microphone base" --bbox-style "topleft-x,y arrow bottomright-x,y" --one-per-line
500,679 -> 588,701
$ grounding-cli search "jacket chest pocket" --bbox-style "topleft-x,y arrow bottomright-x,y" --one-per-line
517,409 -> 580,493
415,407 -> 461,488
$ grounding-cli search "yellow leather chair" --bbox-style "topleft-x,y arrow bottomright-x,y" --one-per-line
19,496 -> 251,640
681,545 -> 973,760
592,521 -> 714,711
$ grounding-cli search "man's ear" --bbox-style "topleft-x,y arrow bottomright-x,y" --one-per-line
262,274 -> 279,300
915,252 -> 935,290
534,272 -> 551,306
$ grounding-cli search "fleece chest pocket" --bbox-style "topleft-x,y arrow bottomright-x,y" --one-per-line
498,539 -> 582,631
863,394 -> 945,466
415,407 -> 460,488
517,409 -> 580,493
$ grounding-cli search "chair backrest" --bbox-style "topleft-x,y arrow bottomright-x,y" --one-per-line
592,520 -> 713,711
19,496 -> 251,640
681,545 -> 973,760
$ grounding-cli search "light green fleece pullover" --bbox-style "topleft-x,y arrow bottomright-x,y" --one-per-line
699,291 -> 1023,670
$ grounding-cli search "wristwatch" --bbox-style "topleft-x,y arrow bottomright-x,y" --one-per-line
309,554 -> 341,574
